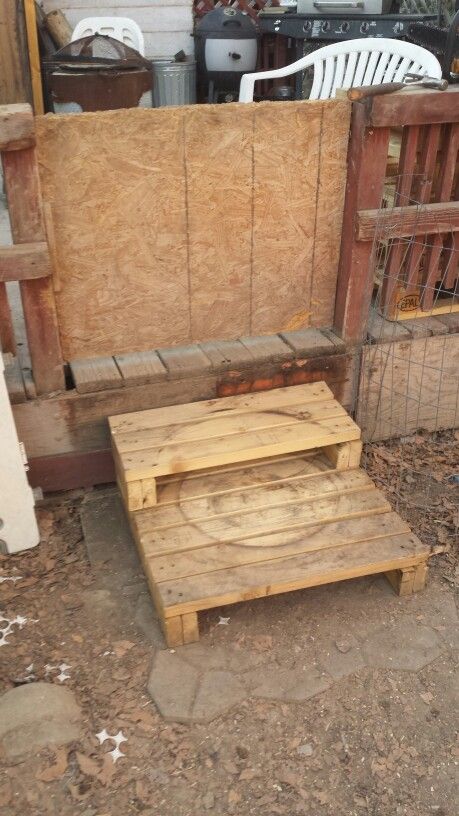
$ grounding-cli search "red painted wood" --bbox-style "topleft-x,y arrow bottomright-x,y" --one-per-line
0,282 -> 15,352
405,123 -> 441,290
1,148 -> 65,394
28,449 -> 115,492
334,102 -> 390,344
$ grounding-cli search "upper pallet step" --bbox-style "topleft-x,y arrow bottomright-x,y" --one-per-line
110,382 -> 362,511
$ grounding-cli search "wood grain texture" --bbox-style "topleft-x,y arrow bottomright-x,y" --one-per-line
36,108 -> 189,359
0,0 -> 32,105
251,102 -> 320,335
36,102 -> 349,360
0,103 -> 34,151
310,100 -> 352,328
0,242 -> 51,282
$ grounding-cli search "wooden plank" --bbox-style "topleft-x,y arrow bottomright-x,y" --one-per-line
2,353 -> 26,403
0,241 -> 51,281
27,448 -> 116,492
0,283 -> 15,353
156,451 -> 332,505
311,99 -> 352,327
333,102 -> 390,344
110,382 -> 334,435
154,533 -> 428,616
137,487 -> 389,556
23,0 -> 44,115
114,398 -> 349,455
356,201 -> 459,241
143,469 -> 374,531
251,101 -> 321,335
423,123 -> 459,310
323,440 -> 362,470
0,103 -> 34,151
148,512 -> 410,583
405,124 -> 442,289
121,414 -> 361,482
1,148 -> 64,394
186,104 -> 253,339
0,0 -> 32,106
114,351 -> 167,386
181,612 -> 199,645
71,357 -> 123,394
367,86 -> 459,128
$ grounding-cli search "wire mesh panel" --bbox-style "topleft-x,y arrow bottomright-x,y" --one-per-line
357,171 -> 459,546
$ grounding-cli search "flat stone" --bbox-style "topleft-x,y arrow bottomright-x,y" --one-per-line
279,328 -> 337,358
192,670 -> 246,722
0,682 -> 81,759
247,665 -> 332,702
297,743 -> 314,757
239,335 -> 294,364
148,651 -> 199,722
158,345 -> 212,379
199,339 -> 253,371
320,636 -> 366,680
181,642 -> 265,673
362,617 -> 442,672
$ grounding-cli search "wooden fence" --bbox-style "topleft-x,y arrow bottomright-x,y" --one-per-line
334,86 -> 459,344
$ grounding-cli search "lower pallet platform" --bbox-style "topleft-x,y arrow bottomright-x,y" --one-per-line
126,450 -> 430,647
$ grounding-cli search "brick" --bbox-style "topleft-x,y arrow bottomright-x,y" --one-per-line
199,339 -> 253,371
239,334 -> 294,364
157,344 -> 212,379
279,328 -> 337,357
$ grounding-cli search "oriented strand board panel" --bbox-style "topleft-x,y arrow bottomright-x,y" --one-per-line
310,100 -> 352,327
251,103 -> 321,335
36,101 -> 351,361
185,105 -> 253,339
36,108 -> 190,359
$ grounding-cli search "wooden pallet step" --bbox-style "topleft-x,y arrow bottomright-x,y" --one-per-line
110,384 -> 429,647
111,382 -> 362,511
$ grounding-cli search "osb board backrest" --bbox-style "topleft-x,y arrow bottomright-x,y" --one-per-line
36,101 -> 351,360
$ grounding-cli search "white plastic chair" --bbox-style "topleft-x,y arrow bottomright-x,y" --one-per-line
71,16 -> 145,56
238,38 -> 442,102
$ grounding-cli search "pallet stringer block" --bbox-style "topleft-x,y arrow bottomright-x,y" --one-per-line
385,562 -> 428,596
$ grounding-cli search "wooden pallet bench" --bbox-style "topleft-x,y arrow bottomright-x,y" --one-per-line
110,383 -> 430,647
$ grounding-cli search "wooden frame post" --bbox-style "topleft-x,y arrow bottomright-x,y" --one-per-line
334,100 -> 390,345
0,104 -> 65,394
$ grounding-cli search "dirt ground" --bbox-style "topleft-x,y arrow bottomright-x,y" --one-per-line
0,431 -> 457,816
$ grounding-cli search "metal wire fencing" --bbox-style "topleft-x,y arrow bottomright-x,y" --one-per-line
357,182 -> 459,548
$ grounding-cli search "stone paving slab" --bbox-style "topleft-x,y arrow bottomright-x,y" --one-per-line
80,490 -> 457,725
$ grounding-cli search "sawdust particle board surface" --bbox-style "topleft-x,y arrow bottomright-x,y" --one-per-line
36,101 -> 351,361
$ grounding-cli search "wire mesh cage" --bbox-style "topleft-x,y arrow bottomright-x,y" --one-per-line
357,177 -> 459,550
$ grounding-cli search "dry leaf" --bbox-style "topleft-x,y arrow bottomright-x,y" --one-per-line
228,789 -> 241,804
0,779 -> 12,808
76,752 -> 101,779
37,748 -> 68,782
97,754 -> 116,787
113,640 -> 136,658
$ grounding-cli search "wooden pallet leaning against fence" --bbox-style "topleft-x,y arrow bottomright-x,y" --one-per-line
110,382 -> 430,647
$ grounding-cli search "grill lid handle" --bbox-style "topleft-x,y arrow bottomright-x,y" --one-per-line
313,1 -> 364,7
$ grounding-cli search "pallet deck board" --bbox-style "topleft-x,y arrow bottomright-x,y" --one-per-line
111,381 -> 430,646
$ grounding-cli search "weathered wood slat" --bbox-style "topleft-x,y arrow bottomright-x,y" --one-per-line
366,86 -> 459,128
356,201 -> 459,241
71,357 -> 123,394
0,241 -> 51,281
0,104 -> 34,151
1,148 -> 64,394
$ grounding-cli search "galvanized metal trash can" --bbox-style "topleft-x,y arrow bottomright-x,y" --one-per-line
152,59 -> 196,106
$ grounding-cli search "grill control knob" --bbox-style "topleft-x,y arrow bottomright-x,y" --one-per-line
341,21 -> 350,32
360,21 -> 370,33
322,20 -> 330,31
302,20 -> 311,31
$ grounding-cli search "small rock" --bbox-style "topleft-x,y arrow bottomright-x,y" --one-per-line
0,682 -> 81,759
236,745 -> 249,759
335,638 -> 352,654
297,743 -> 314,757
